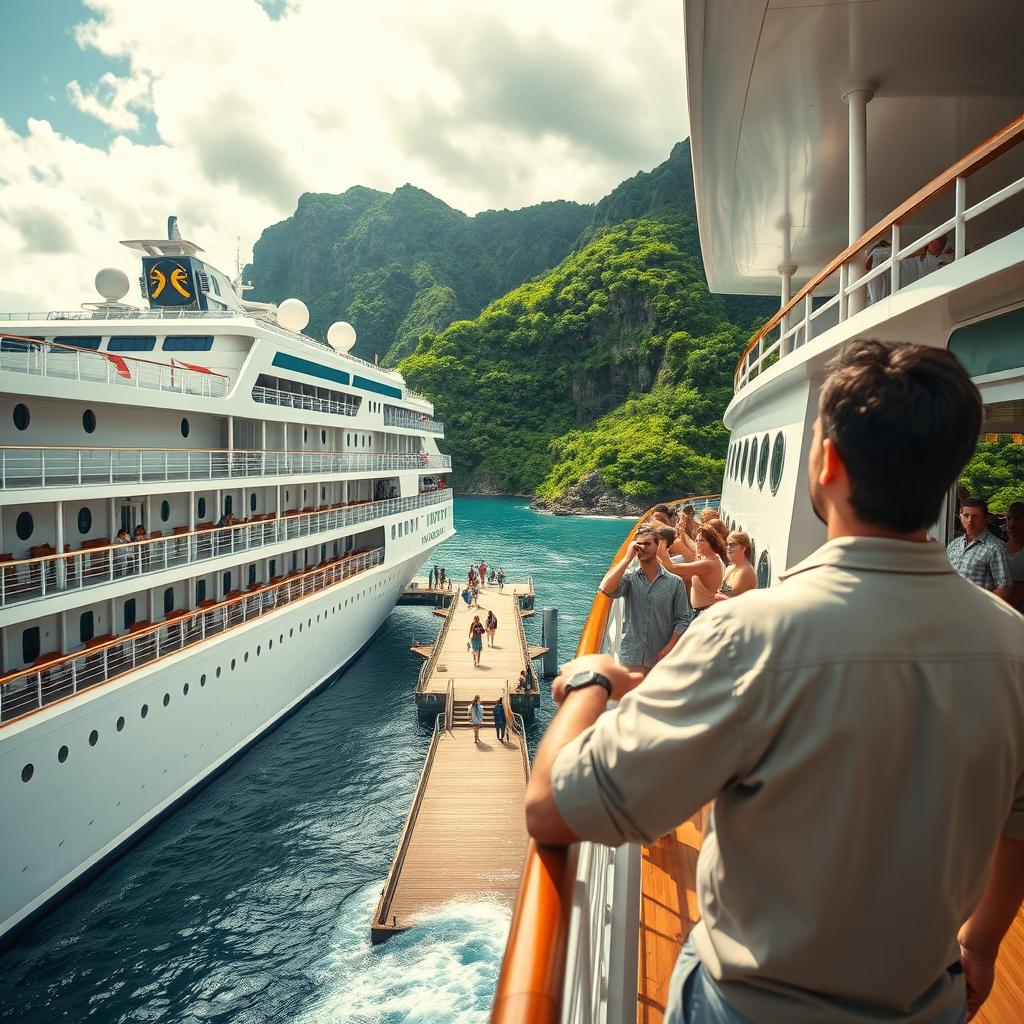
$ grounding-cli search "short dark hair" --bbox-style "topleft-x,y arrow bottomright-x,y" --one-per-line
682,505 -> 696,518
635,526 -> 659,543
653,504 -> 671,516
654,526 -> 676,545
961,496 -> 989,514
819,340 -> 982,533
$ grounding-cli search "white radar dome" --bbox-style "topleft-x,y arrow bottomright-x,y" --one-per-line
95,268 -> 130,303
327,321 -> 357,353
277,298 -> 310,333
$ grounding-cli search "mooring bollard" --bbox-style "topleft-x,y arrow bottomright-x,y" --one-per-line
541,607 -> 558,678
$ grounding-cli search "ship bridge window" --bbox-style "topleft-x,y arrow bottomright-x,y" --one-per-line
54,336 -> 101,350
163,336 -> 214,352
948,306 -> 1024,379
107,336 -> 156,352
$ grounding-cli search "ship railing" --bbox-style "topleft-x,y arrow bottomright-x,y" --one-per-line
0,490 -> 452,609
0,333 -> 229,398
0,310 -> 407,382
735,111 -> 1024,391
252,385 -> 359,418
0,446 -> 452,490
383,405 -> 445,434
492,495 -> 720,1024
0,547 -> 384,726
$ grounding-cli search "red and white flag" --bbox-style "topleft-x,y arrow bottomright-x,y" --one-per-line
103,352 -> 132,380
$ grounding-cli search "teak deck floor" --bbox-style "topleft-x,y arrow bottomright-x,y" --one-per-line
636,812 -> 1024,1023
383,728 -> 528,931
422,581 -> 531,703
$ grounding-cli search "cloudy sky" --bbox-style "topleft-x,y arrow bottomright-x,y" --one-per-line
0,0 -> 688,310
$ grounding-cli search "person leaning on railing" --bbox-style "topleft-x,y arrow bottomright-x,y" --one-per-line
525,339 -> 1024,1024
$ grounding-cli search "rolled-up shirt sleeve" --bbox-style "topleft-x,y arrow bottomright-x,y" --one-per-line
551,617 -> 750,847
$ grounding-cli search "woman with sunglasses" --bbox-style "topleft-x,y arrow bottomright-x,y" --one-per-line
714,531 -> 757,601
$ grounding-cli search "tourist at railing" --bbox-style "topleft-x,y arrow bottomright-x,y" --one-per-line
947,496 -> 1013,602
647,504 -> 674,527
597,525 -> 690,675
113,529 -> 132,576
658,525 -> 725,619
713,531 -> 757,601
525,339 -> 1024,1024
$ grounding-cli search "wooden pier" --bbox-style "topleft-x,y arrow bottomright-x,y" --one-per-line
371,579 -> 542,943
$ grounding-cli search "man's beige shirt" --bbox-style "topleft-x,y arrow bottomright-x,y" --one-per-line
552,537 -> 1024,1023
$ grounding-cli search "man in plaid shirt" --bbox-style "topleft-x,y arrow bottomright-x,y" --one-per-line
947,496 -> 1012,601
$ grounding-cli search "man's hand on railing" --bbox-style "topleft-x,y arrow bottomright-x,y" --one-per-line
550,653 -> 644,705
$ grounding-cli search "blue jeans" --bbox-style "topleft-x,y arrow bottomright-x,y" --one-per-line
664,935 -> 967,1024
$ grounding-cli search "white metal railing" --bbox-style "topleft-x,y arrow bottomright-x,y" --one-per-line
0,447 -> 452,489
0,335 -> 228,398
0,308 -> 407,381
735,113 -> 1024,390
0,547 -> 384,725
0,489 -> 452,608
252,385 -> 358,418
383,404 -> 444,434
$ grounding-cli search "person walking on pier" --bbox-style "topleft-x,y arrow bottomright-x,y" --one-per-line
428,567 -> 435,590
485,609 -> 498,647
469,615 -> 485,666
479,560 -> 487,585
497,568 -> 506,593
470,695 -> 484,744
493,698 -> 508,743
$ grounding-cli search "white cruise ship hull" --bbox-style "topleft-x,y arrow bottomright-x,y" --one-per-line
0,546 -> 431,944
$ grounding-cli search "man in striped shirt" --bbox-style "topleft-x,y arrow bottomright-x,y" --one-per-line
947,497 -> 1012,601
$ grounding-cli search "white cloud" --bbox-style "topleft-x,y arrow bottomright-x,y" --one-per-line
0,0 -> 688,312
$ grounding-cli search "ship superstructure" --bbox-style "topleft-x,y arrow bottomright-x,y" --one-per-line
0,222 -> 454,943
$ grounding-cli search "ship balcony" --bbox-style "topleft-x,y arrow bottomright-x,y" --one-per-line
0,546 -> 385,726
734,113 -> 1024,394
0,446 -> 452,493
0,335 -> 230,398
383,404 -> 444,435
252,384 -> 358,418
0,489 -> 452,613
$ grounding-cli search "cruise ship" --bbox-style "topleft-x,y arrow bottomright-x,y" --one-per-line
492,2 -> 1024,1022
0,221 -> 454,944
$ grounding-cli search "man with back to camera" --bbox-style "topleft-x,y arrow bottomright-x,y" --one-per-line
947,496 -> 1012,601
526,340 -> 1024,1024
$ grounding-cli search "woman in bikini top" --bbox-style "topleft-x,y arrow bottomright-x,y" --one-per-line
658,525 -> 725,613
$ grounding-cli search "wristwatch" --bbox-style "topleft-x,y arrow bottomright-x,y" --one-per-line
562,670 -> 614,699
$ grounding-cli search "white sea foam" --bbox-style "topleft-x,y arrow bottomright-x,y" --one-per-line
297,884 -> 511,1024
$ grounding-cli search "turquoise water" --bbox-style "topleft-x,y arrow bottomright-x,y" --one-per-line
0,498 -> 632,1024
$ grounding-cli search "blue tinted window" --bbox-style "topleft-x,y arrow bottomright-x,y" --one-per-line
107,336 -> 156,352
163,336 -> 213,352
54,336 -> 102,350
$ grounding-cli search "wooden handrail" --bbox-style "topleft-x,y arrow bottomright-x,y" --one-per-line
0,546 -> 383,692
491,494 -> 719,1023
0,331 -> 230,379
733,111 -> 1024,386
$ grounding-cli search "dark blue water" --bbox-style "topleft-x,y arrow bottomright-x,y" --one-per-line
0,498 -> 631,1024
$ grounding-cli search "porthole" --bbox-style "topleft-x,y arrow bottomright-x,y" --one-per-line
769,432 -> 785,496
739,439 -> 749,483
78,506 -> 92,534
16,511 -> 33,541
230,658 -> 236,671
256,645 -> 261,656
198,497 -> 206,520
321,430 -> 326,445
250,493 -> 257,513
163,693 -> 170,707
116,716 -> 125,732
21,763 -> 33,782
200,673 -> 207,687
160,500 -> 170,522
757,550 -> 772,589
181,417 -> 190,438
289,628 -> 294,638
89,730 -> 98,747
216,666 -> 222,678
141,704 -> 149,718
244,651 -> 249,663
747,437 -> 757,487
12,403 -> 29,431
268,640 -> 273,651
757,435 -> 770,490
82,409 -> 97,433
58,745 -> 69,763
303,428 -> 308,443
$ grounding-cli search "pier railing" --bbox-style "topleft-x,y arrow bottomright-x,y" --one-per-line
252,385 -> 358,418
0,446 -> 451,490
0,547 -> 384,725
0,490 -> 452,609
491,494 -> 720,1024
511,589 -> 539,693
734,112 -> 1024,391
416,599 -> 458,693
0,333 -> 229,398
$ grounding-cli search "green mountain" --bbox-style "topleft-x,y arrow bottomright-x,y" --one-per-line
245,187 -> 591,364
398,142 -> 773,508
